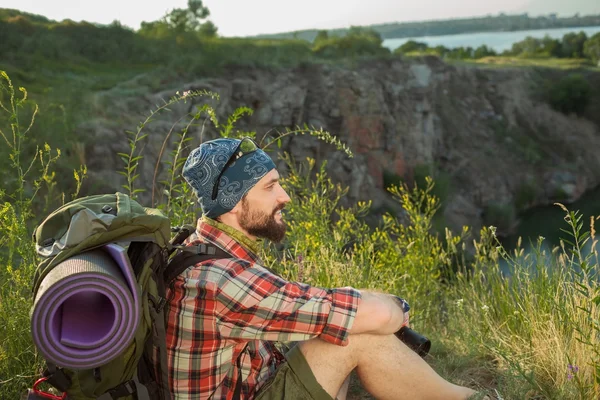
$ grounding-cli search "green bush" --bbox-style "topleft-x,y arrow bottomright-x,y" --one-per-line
583,32 -> 600,63
393,40 -> 428,55
313,26 -> 390,59
545,73 -> 591,115
515,179 -> 539,211
482,201 -> 517,234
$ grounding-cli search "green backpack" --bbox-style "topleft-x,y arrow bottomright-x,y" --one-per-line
29,192 -> 230,400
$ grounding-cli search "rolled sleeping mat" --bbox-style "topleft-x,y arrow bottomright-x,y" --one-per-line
31,244 -> 140,369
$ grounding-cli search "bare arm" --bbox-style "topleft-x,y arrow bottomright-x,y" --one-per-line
350,291 -> 406,335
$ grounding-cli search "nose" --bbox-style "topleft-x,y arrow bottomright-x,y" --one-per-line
277,187 -> 291,205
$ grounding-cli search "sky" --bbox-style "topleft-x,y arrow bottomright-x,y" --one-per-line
0,0 -> 597,37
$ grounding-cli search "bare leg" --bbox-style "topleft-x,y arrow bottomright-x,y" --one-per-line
298,333 -> 476,400
335,374 -> 351,400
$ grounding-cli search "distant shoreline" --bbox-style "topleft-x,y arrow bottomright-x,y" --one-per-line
381,23 -> 600,41
253,13 -> 600,42
382,25 -> 600,53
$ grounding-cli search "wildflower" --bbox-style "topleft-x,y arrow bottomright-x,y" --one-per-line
455,299 -> 464,307
182,90 -> 191,97
481,305 -> 490,312
568,364 -> 579,373
567,364 -> 579,381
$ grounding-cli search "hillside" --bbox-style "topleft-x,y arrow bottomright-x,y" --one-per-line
1,7 -> 600,240
21,57 -> 594,240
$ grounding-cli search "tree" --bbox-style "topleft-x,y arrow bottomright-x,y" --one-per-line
165,0 -> 210,33
395,40 -> 428,54
510,36 -> 543,56
313,26 -> 389,58
583,32 -> 600,63
561,31 -> 587,58
540,35 -> 561,57
473,45 -> 496,59
313,30 -> 329,45
139,0 -> 217,38
198,20 -> 218,38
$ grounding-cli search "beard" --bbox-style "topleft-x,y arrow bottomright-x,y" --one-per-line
239,197 -> 287,243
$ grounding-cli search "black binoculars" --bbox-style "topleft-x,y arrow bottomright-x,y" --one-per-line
395,326 -> 431,357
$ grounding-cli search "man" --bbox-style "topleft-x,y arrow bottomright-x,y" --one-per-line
166,137 -> 478,399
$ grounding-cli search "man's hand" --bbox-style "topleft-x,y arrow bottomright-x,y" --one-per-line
393,296 -> 410,327
350,291 -> 411,335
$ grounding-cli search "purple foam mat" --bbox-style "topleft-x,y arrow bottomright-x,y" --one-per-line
31,244 -> 140,369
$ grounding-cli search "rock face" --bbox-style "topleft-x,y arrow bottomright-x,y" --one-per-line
82,56 -> 600,236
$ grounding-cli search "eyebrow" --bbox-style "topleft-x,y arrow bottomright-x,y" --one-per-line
263,177 -> 279,187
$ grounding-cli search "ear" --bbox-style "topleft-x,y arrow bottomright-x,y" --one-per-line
229,200 -> 242,215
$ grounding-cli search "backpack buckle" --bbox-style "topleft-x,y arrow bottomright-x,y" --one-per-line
31,377 -> 67,400
196,243 -> 217,255
43,366 -> 71,393
156,296 -> 167,312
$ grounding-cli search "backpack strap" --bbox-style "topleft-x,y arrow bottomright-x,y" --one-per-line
164,244 -> 231,284
43,362 -> 71,393
166,224 -> 249,397
169,225 -> 197,250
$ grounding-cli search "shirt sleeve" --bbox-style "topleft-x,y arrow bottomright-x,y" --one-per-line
213,260 -> 361,346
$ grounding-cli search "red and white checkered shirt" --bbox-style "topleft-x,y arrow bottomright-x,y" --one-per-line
165,219 -> 361,399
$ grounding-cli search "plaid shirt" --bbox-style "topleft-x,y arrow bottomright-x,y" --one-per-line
165,219 -> 361,399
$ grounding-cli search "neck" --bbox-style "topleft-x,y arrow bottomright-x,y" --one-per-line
201,216 -> 262,256
218,214 -> 256,241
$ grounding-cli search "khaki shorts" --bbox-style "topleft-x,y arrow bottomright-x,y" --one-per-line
254,345 -> 333,400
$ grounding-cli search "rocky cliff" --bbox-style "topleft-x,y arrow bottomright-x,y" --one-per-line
80,56 -> 600,236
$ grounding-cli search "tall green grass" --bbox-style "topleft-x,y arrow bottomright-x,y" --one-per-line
1,70 -> 599,399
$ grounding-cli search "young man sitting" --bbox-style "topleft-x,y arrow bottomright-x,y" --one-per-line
165,137 -> 478,399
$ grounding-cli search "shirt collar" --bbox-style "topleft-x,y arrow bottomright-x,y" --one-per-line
198,216 -> 263,260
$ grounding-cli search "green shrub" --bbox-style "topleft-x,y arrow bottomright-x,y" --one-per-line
545,73 -> 591,115
393,40 -> 428,55
313,27 -> 390,59
482,201 -> 517,234
515,179 -> 539,211
413,164 -> 451,208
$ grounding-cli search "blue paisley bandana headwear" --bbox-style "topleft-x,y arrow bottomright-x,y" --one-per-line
182,138 -> 276,218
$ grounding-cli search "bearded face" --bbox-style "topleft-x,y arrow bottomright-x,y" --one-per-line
239,196 -> 287,243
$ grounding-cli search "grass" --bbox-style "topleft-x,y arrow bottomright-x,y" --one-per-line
473,56 -> 597,69
399,52 -> 599,70
1,66 -> 600,400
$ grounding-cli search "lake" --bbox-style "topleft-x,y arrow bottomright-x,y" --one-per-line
383,26 -> 600,52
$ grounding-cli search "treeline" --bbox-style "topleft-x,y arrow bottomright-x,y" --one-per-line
2,6 -> 599,76
0,8 -> 316,70
395,31 -> 600,62
255,13 -> 600,42
0,9 -> 395,72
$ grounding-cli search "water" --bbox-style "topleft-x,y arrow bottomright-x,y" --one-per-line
502,185 -> 600,252
383,26 -> 600,53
